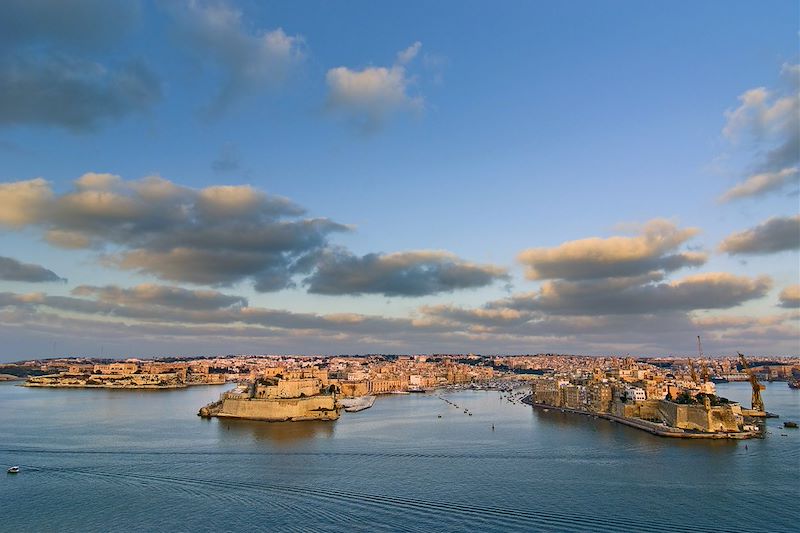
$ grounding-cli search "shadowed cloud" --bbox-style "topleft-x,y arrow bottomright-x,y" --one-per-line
0,1 -> 159,132
0,55 -> 161,132
0,0 -> 139,49
304,248 -> 509,297
719,215 -> 800,255
0,174 -> 347,291
0,174 -> 507,296
71,284 -> 247,310
0,255 -> 66,283
168,0 -> 304,114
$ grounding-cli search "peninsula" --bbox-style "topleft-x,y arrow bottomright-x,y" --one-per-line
524,354 -> 772,439
24,361 -> 226,389
199,369 -> 339,422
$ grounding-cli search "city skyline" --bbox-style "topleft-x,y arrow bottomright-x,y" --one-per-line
0,0 -> 798,359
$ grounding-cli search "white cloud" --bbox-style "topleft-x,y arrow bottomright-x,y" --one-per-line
326,42 -> 424,131
396,41 -> 422,65
719,64 -> 799,201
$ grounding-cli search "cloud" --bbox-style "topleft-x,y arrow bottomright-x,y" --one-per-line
420,304 -> 527,327
0,178 -> 54,226
0,276 -> 795,357
492,272 -> 772,316
0,283 -> 451,338
0,1 -> 160,132
719,215 -> 800,255
0,0 -> 139,49
396,42 -> 422,65
0,174 -> 348,291
169,0 -> 304,113
0,256 -> 65,283
304,248 -> 509,296
410,272 -> 784,355
405,219 -> 777,351
719,167 -> 799,203
0,173 -> 501,297
517,219 -> 705,281
778,284 -> 800,308
71,284 -> 246,310
326,42 -> 424,131
720,63 -> 800,201
0,54 -> 161,133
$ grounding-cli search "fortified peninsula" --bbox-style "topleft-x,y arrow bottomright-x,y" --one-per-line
199,369 -> 339,422
524,353 -> 773,439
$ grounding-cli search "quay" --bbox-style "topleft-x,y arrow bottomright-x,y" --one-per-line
521,395 -> 759,440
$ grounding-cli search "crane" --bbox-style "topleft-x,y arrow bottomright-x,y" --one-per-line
686,358 -> 699,384
697,336 -> 710,382
738,352 -> 765,412
700,361 -> 711,383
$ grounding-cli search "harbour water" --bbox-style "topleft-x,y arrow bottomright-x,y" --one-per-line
1,382 -> 797,532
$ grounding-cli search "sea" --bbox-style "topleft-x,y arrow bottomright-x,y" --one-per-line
0,381 -> 797,532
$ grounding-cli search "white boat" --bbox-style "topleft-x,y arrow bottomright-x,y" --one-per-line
7,466 -> 20,474
338,396 -> 376,412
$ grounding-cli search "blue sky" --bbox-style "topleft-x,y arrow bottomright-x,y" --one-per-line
0,0 -> 798,360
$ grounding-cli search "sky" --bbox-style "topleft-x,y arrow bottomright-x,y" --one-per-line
0,0 -> 798,361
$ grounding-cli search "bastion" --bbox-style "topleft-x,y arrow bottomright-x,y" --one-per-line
199,377 -> 339,422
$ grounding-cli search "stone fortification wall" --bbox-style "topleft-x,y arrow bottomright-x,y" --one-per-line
255,378 -> 322,399
658,401 -> 741,432
218,395 -> 338,421
620,399 -> 661,420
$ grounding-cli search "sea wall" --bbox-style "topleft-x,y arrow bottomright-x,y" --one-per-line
217,395 -> 338,421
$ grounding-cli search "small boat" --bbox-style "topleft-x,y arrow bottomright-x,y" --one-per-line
783,421 -> 798,429
7,466 -> 20,474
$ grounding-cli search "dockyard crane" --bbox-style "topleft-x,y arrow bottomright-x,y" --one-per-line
700,361 -> 711,383
738,352 -> 765,412
686,358 -> 699,384
697,336 -> 710,382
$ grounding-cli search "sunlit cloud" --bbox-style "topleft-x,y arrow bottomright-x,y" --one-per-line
778,284 -> 800,309
517,219 -> 705,281
326,42 -> 424,132
719,63 -> 800,201
0,174 -> 346,291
